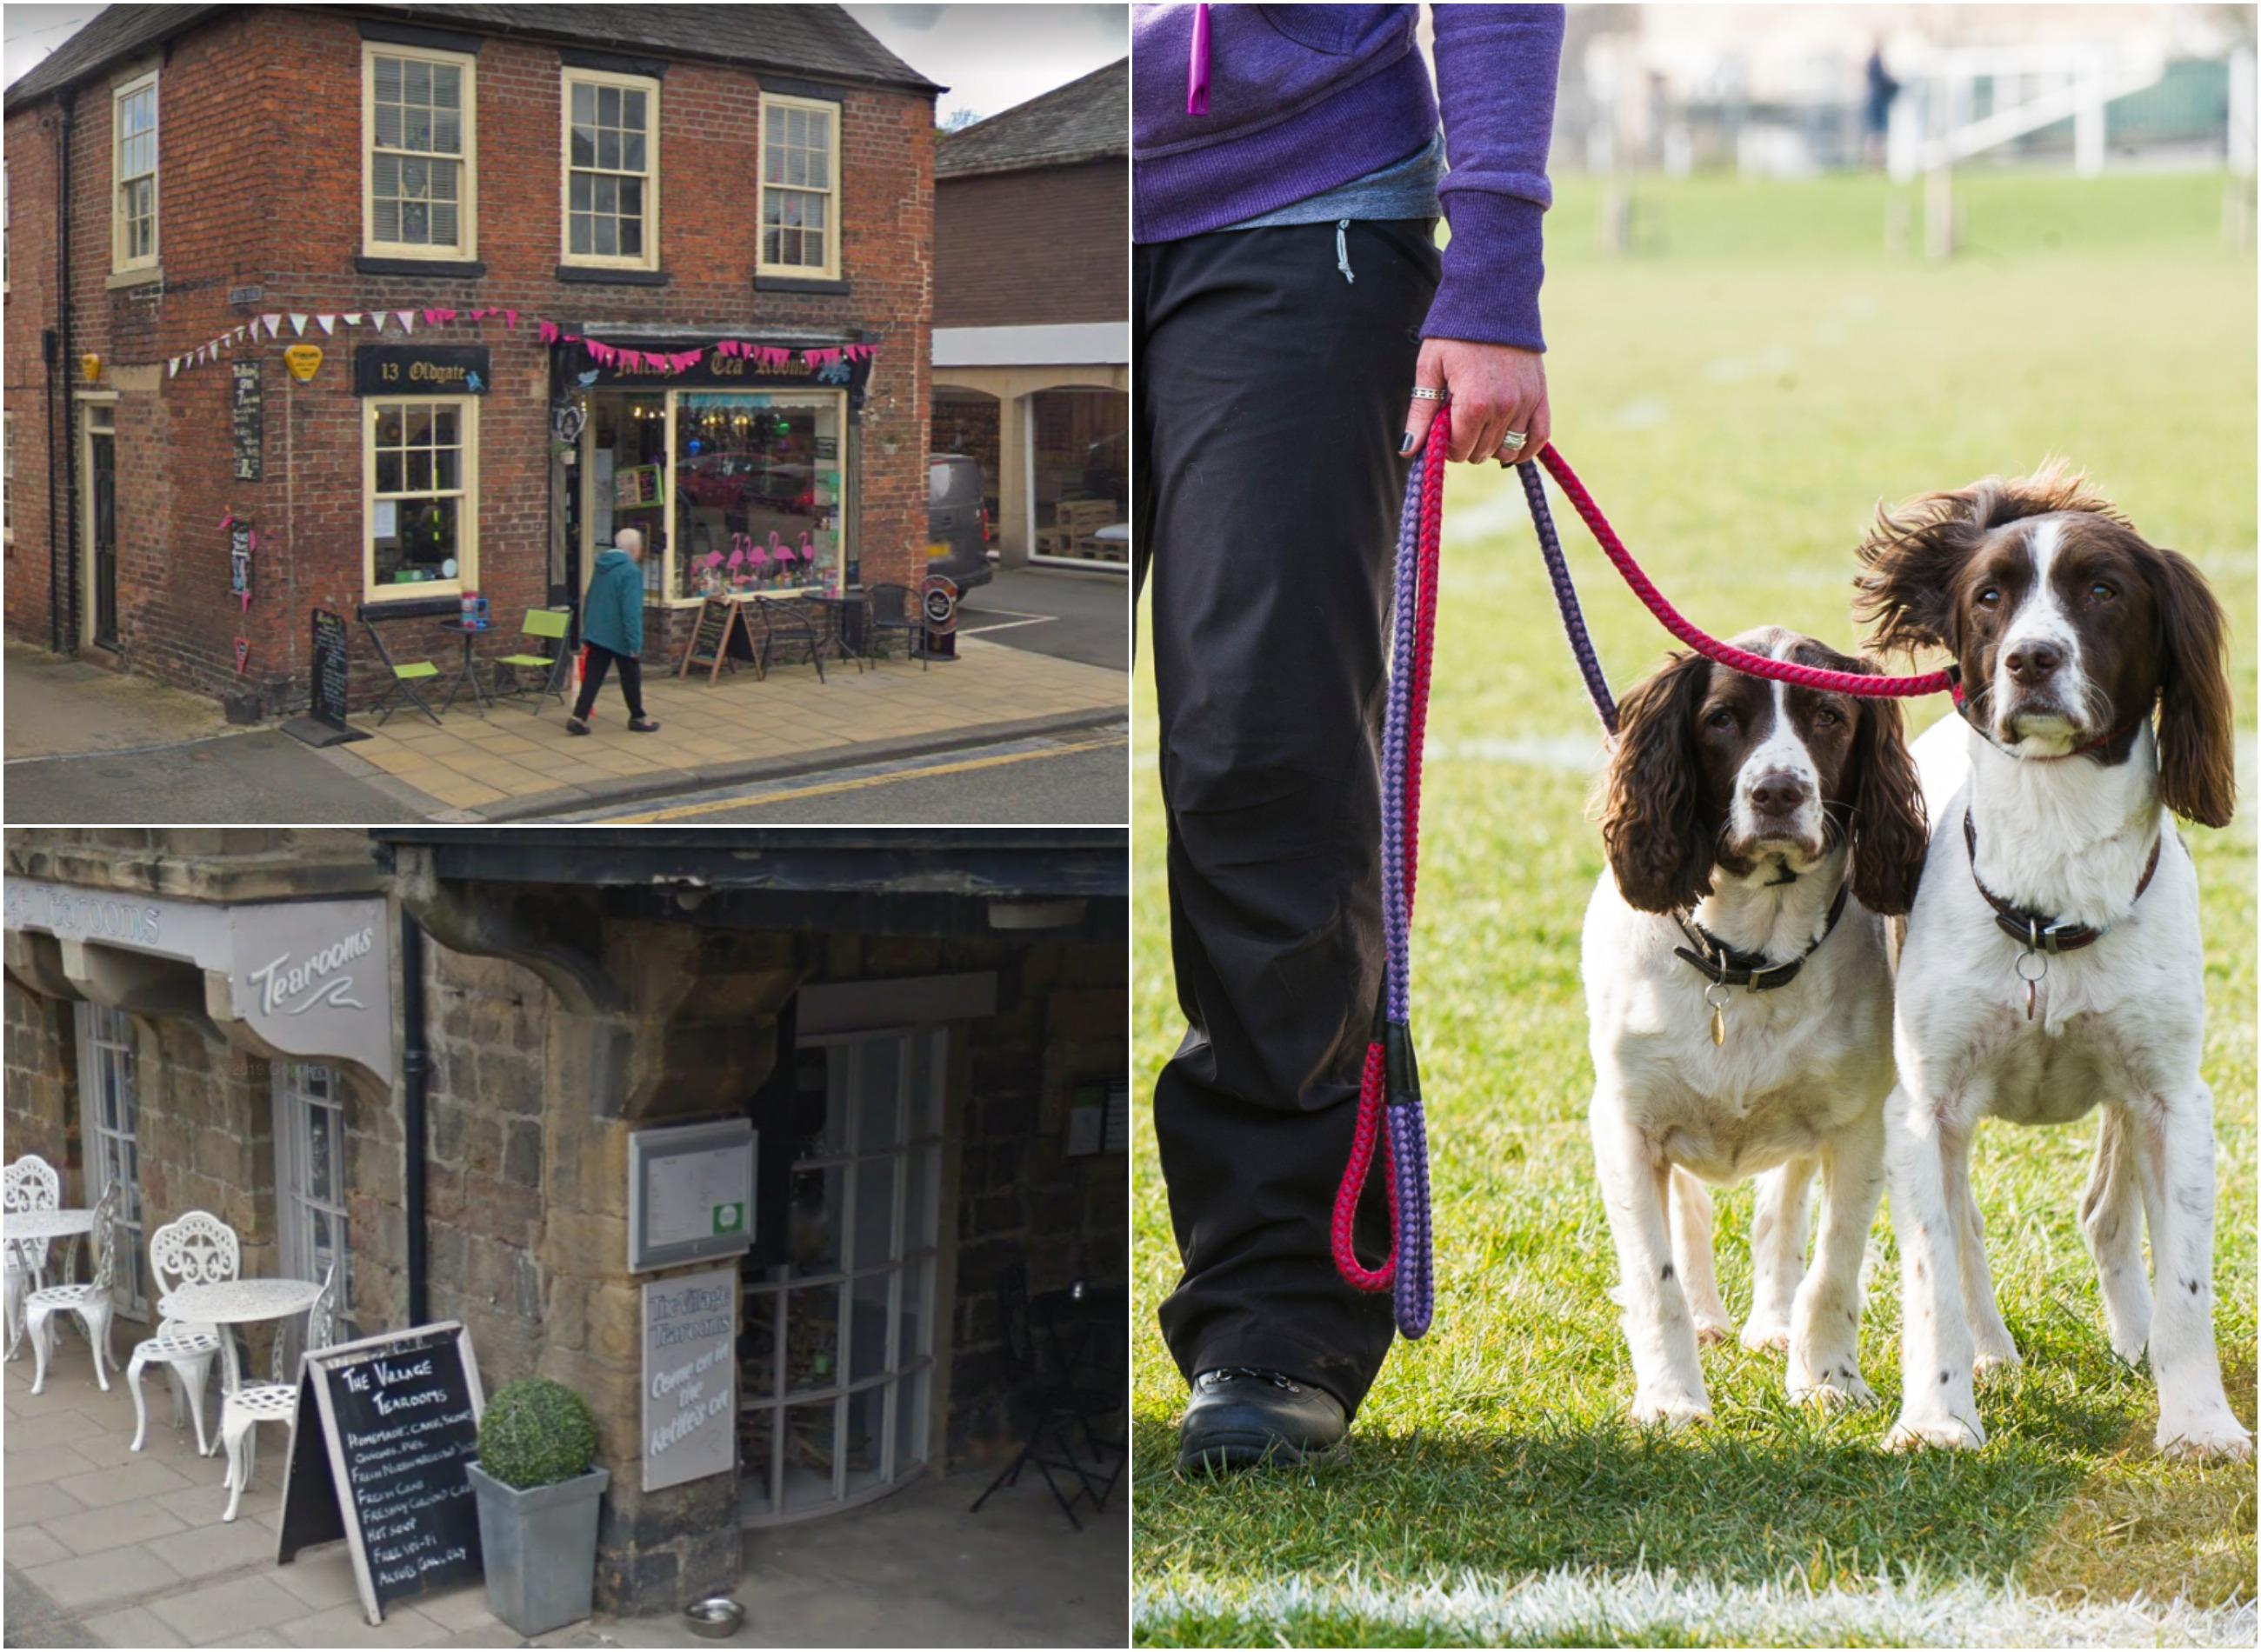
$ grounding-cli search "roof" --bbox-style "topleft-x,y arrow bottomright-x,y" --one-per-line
936,57 -> 1125,180
6,3 -> 940,113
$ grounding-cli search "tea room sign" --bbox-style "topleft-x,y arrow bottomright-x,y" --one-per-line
641,1267 -> 737,1492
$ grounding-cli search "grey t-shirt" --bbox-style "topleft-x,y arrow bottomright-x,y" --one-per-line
1222,131 -> 1444,230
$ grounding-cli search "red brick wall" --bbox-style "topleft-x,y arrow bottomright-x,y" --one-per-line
934,158 -> 1126,329
3,8 -> 935,714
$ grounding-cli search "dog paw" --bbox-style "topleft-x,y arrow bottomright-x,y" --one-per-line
1631,1393 -> 1713,1430
1789,1362 -> 1877,1411
1694,1317 -> 1734,1349
1884,1411 -> 1984,1452
2156,1412 -> 2253,1462
1972,1349 -> 2024,1379
1739,1318 -> 1791,1354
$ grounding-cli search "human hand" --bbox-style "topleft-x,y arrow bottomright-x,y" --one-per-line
1400,339 -> 1551,466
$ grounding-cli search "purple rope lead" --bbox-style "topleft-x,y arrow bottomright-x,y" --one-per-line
1517,460 -> 1619,736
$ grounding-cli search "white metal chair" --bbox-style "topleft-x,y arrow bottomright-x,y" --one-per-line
128,1211 -> 238,1455
4,1156 -> 62,1361
26,1177 -> 123,1395
220,1263 -> 337,1522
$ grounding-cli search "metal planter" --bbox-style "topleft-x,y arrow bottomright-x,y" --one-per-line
466,1459 -> 610,1636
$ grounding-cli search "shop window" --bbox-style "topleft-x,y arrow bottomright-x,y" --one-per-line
111,70 -> 159,274
585,394 -> 670,602
364,44 -> 476,258
742,1029 -> 944,1523
675,393 -> 843,600
563,69 -> 658,270
75,1003 -> 150,1317
759,96 -> 840,278
365,396 -> 477,599
274,1063 -> 355,1338
1029,388 -> 1130,568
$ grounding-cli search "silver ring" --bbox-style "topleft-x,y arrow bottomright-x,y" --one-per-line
1408,386 -> 1448,403
1501,430 -> 1529,449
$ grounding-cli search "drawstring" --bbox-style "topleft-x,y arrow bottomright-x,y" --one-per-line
1336,220 -> 1355,284
1186,3 -> 1211,116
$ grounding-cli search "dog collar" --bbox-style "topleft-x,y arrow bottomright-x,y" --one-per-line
1963,809 -> 2160,955
1671,883 -> 1851,992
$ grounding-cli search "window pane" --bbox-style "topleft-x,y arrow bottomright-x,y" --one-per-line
434,447 -> 460,490
372,153 -> 399,197
432,405 -> 458,446
593,214 -> 617,256
848,1270 -> 890,1384
570,126 -> 595,168
404,107 -> 431,152
572,83 -> 595,123
430,161 -> 457,203
597,84 -> 620,126
376,102 -> 402,149
843,1382 -> 885,1494
375,57 -> 403,102
782,1401 -> 837,1512
401,201 -> 429,243
434,110 -> 460,154
761,226 -> 781,265
375,407 -> 404,446
570,215 -> 592,255
430,200 -> 457,246
623,131 -> 645,173
406,450 -> 432,492
594,175 -> 617,215
619,216 -> 641,257
787,1165 -> 842,1276
400,157 -> 428,197
403,405 -> 431,445
404,59 -> 430,105
597,129 -> 619,171
784,1282 -> 841,1393
619,178 -> 643,219
852,1158 -> 894,1271
570,172 -> 592,210
433,64 -> 460,110
623,89 -> 646,131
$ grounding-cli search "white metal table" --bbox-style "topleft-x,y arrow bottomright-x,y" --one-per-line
3,1209 -> 96,1361
161,1276 -> 324,1393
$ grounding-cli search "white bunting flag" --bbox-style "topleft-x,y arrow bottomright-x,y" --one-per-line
343,312 -> 363,326
290,314 -> 309,336
169,358 -> 180,376
396,310 -> 417,333
317,315 -> 337,335
262,314 -> 283,338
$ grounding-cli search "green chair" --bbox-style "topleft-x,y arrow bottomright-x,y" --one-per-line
495,608 -> 573,711
358,616 -> 443,728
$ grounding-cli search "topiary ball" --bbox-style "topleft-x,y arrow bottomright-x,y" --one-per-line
477,1378 -> 599,1490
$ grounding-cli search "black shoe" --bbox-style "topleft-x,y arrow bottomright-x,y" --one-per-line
1175,1368 -> 1347,1475
629,716 -> 661,733
566,716 -> 592,736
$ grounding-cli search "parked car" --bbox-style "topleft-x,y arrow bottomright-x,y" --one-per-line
926,454 -> 994,591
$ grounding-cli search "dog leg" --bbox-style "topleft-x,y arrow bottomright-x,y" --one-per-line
1883,1082 -> 1984,1450
1668,1168 -> 1734,1346
2079,1105 -> 2152,1365
1741,1156 -> 1814,1352
2133,1084 -> 2251,1460
1943,1136 -> 2020,1373
1591,1092 -> 1710,1428
1787,1111 -> 1881,1409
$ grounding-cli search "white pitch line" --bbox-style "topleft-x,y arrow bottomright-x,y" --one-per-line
957,616 -> 1059,636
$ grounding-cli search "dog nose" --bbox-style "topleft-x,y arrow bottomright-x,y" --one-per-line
2004,641 -> 2062,684
1748,771 -> 1811,816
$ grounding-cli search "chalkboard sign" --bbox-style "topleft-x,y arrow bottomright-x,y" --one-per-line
284,610 -> 368,748
232,361 -> 263,482
277,1322 -> 486,1626
677,596 -> 751,683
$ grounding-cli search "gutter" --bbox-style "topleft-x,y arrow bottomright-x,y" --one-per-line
400,906 -> 430,1324
54,88 -> 76,654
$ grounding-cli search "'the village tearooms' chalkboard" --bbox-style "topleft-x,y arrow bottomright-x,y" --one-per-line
277,1322 -> 486,1625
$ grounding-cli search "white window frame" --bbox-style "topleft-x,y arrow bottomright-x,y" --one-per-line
273,1062 -> 355,1336
110,69 -> 160,276
363,394 -> 479,603
75,1003 -> 150,1319
362,42 -> 477,261
560,66 -> 660,272
757,92 -> 842,281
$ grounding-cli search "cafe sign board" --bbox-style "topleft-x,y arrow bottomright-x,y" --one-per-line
626,1118 -> 756,1274
564,338 -> 872,409
641,1267 -> 737,1492
354,344 -> 490,396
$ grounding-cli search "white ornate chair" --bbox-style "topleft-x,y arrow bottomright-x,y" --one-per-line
4,1156 -> 62,1361
26,1177 -> 123,1394
221,1262 -> 337,1522
128,1211 -> 239,1455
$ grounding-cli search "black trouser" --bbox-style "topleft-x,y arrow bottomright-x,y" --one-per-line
572,643 -> 646,721
1136,219 -> 1438,1416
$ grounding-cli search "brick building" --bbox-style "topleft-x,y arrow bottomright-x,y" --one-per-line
3,4 -> 940,720
931,57 -> 1127,570
3,827 -> 1128,1617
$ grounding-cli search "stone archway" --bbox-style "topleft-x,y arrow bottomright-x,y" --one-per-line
930,364 -> 1127,565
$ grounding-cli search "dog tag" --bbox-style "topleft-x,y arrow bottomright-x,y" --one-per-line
2015,949 -> 2048,1023
1704,983 -> 1731,1048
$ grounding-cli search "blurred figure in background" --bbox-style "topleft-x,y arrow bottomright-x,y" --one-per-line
1864,37 -> 1901,166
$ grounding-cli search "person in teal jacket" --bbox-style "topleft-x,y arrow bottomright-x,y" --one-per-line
568,528 -> 661,734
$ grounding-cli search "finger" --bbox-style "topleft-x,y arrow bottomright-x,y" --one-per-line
1492,395 -> 1540,467
1523,399 -> 1552,463
1456,399 -> 1506,467
1402,390 -> 1443,457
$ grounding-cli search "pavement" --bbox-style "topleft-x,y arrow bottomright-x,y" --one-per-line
5,1327 -> 1124,1649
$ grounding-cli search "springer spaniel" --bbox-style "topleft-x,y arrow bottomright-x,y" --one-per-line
1855,463 -> 2248,1459
1585,630 -> 1926,1426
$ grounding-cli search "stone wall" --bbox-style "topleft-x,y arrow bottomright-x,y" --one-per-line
3,983 -> 78,1186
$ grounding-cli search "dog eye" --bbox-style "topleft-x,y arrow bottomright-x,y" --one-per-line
1811,708 -> 1841,729
1976,586 -> 2003,608
1705,709 -> 1737,731
2088,580 -> 2118,603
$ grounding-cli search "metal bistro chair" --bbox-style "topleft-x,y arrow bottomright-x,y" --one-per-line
358,614 -> 444,728
751,598 -> 826,683
495,606 -> 573,712
4,1155 -> 62,1361
128,1211 -> 239,1457
970,1263 -> 1127,1530
220,1262 -> 337,1522
864,583 -> 925,670
26,1176 -> 124,1395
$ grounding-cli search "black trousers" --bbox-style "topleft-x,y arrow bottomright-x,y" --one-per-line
1136,220 -> 1438,1416
572,643 -> 646,721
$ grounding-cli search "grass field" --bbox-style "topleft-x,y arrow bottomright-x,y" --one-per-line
1130,170 -> 2258,1647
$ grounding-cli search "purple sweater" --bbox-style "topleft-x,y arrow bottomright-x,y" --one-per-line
1133,3 -> 1564,350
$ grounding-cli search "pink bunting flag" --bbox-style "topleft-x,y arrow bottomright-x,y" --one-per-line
503,309 -> 519,330
219,510 -> 235,531
537,320 -> 559,345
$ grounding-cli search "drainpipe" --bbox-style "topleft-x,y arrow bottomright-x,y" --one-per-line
51,90 -> 76,653
401,908 -> 430,1325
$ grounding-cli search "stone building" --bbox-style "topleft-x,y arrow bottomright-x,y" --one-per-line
931,57 -> 1128,570
2,827 -> 1127,1617
3,4 -> 939,719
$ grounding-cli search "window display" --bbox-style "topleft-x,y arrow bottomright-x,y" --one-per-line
673,393 -> 841,601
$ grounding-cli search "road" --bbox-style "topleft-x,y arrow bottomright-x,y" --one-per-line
953,563 -> 1126,669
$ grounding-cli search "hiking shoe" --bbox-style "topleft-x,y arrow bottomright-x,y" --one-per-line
1176,1368 -> 1346,1474
629,717 -> 661,734
565,716 -> 591,736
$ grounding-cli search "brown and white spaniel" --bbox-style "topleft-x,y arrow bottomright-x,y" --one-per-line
1582,629 -> 1925,1426
1854,461 -> 2247,1458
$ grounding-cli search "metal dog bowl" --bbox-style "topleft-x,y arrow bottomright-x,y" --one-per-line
684,1597 -> 745,1639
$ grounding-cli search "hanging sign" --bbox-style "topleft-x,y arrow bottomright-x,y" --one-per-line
354,345 -> 490,396
231,362 -> 263,481
283,344 -> 323,383
230,522 -> 253,610
276,1322 -> 486,1627
641,1268 -> 738,1493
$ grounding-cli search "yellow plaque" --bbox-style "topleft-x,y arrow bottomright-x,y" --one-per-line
283,344 -> 323,383
79,353 -> 101,383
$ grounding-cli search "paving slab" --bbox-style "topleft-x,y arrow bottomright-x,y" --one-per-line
43,1498 -> 191,1556
21,1546 -> 187,1612
148,1571 -> 310,1642
82,1604 -> 189,1648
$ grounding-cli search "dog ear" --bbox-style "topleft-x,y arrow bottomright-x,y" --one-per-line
1597,651 -> 1716,913
2143,543 -> 2236,829
1844,670 -> 1930,916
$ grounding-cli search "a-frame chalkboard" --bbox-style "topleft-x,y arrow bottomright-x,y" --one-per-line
677,596 -> 755,683
277,1322 -> 486,1625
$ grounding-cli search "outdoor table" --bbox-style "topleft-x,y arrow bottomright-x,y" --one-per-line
804,593 -> 867,670
161,1276 -> 323,1394
3,1209 -> 95,1361
437,616 -> 496,717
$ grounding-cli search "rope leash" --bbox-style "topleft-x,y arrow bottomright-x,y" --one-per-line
1331,427 -> 1958,1338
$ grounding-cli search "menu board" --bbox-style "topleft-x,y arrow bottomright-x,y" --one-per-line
676,596 -> 752,683
641,1268 -> 737,1492
277,1322 -> 485,1626
309,610 -> 352,729
232,361 -> 263,482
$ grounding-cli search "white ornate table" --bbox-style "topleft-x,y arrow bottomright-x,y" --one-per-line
161,1277 -> 324,1393
3,1209 -> 96,1360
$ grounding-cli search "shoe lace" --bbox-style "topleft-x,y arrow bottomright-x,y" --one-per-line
1209,1366 -> 1300,1393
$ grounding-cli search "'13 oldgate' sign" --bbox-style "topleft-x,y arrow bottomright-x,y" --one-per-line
354,346 -> 490,396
